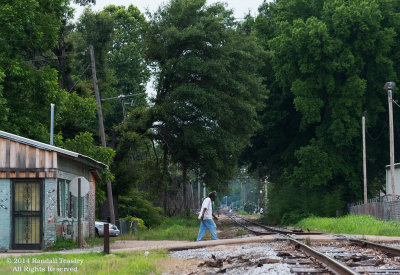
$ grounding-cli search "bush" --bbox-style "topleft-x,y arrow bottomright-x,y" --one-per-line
244,202 -> 257,214
118,189 -> 165,227
281,210 -> 310,225
120,215 -> 147,232
48,237 -> 76,251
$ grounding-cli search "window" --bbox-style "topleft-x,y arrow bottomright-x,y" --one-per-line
56,179 -> 70,218
57,179 -> 85,219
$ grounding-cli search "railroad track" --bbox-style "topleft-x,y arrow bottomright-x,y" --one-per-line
232,215 -> 323,235
229,215 -> 400,274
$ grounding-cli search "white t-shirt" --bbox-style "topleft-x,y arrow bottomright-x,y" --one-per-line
198,197 -> 212,220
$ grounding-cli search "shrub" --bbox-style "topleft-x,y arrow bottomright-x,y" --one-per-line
118,189 -> 165,227
244,202 -> 257,214
120,215 -> 147,231
48,237 -> 76,251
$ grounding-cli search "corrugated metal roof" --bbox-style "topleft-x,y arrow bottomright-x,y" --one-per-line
0,130 -> 107,170
385,163 -> 400,169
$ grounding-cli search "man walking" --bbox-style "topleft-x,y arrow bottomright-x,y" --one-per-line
197,191 -> 219,241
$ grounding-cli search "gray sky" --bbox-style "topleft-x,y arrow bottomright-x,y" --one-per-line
71,0 -> 266,20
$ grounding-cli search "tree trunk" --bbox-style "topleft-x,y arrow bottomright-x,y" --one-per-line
257,177 -> 262,209
113,194 -> 119,220
162,149 -> 168,213
182,166 -> 187,210
54,36 -> 75,91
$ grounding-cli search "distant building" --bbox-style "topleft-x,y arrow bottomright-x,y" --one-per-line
0,130 -> 106,250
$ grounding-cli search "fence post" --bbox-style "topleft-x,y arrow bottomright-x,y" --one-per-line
104,223 -> 110,254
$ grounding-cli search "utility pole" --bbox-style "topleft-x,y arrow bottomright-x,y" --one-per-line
121,94 -> 126,119
101,92 -> 141,123
362,111 -> 367,204
264,177 -> 268,209
78,178 -> 81,248
89,44 -> 115,224
197,170 -> 201,208
89,45 -> 106,147
50,103 -> 54,145
384,82 -> 396,211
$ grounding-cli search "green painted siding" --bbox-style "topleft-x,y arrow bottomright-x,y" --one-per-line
0,179 -> 10,250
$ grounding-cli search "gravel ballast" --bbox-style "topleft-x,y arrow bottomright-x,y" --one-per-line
169,242 -> 293,274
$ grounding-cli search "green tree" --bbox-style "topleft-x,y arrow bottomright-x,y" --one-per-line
70,5 -> 152,218
246,0 -> 400,223
73,5 -> 149,133
0,0 -> 69,141
144,0 -> 266,210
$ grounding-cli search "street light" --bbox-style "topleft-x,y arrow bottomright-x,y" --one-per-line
384,81 -> 396,203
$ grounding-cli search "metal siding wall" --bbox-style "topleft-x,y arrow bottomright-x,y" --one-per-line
43,178 -> 57,248
0,179 -> 10,250
55,170 -> 92,240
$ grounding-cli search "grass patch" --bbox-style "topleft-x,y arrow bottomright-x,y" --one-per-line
0,250 -> 167,274
116,216 -> 200,241
47,238 -> 77,251
235,229 -> 248,237
85,237 -> 116,247
48,237 -> 116,251
296,215 -> 400,236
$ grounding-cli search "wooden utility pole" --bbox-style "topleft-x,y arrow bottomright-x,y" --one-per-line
384,82 -> 396,210
362,111 -> 367,204
89,44 -> 115,224
90,45 -> 106,147
197,170 -> 201,208
78,178 -> 81,248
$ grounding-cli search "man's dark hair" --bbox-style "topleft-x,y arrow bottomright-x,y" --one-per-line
208,191 -> 217,198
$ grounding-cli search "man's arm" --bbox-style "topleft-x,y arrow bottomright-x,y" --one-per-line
212,213 -> 218,221
200,208 -> 207,220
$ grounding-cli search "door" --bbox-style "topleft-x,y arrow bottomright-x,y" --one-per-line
12,180 -> 42,249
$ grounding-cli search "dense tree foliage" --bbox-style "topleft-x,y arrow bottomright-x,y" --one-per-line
144,0 -> 266,197
0,0 -> 68,140
244,0 -> 400,224
5,0 -> 400,226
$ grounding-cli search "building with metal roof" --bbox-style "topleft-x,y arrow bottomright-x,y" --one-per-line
0,130 -> 106,250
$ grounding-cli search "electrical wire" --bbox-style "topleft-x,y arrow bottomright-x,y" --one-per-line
366,117 -> 387,141
68,63 -> 91,93
393,99 -> 400,109
23,55 -> 69,62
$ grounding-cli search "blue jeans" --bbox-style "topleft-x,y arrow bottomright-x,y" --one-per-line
196,219 -> 218,241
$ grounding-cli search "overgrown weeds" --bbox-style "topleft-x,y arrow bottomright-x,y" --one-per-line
296,215 -> 400,236
116,216 -> 200,241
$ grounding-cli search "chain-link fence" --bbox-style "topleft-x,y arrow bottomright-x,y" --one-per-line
349,200 -> 400,221
115,220 -> 139,235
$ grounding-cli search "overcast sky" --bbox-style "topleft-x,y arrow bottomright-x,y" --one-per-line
71,0 -> 266,20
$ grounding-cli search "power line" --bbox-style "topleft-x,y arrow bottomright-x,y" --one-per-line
366,118 -> 387,141
23,55 -> 70,62
68,63 -> 90,93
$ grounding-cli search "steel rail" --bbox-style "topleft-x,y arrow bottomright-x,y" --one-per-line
229,215 -> 359,275
236,215 -> 323,235
350,239 -> 400,256
285,235 -> 359,275
228,216 -> 274,235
